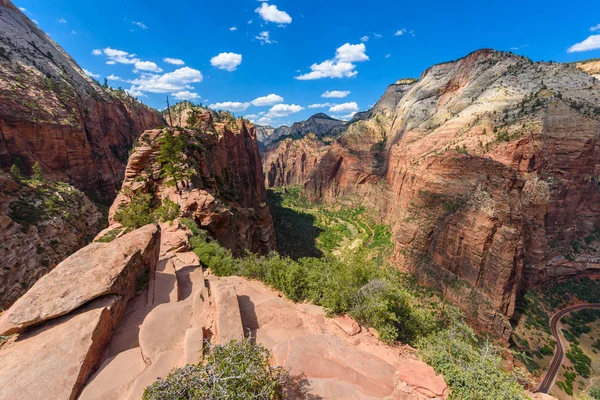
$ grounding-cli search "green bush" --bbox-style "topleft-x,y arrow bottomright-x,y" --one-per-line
31,162 -> 43,181
114,191 -> 154,229
153,198 -> 181,222
143,339 -> 288,400
9,164 -> 22,182
540,344 -> 554,356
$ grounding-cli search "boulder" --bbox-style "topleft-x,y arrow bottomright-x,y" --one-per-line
395,359 -> 448,398
0,224 -> 160,335
333,315 -> 361,336
212,281 -> 244,343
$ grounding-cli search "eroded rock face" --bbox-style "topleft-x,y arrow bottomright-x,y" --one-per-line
256,113 -> 346,149
0,1 -> 163,202
0,172 -> 101,310
108,107 -> 275,255
0,224 -> 160,335
264,49 -> 600,339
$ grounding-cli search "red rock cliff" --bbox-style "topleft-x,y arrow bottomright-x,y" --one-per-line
0,1 -> 164,202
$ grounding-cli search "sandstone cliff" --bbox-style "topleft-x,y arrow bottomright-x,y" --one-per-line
0,1 -> 164,202
264,49 -> 600,339
576,59 -> 600,81
107,103 -> 275,255
0,172 -> 101,310
256,113 -> 346,149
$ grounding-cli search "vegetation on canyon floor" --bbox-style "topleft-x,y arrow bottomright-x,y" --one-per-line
177,186 -> 533,399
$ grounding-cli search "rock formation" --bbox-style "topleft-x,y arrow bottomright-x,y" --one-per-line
263,49 -> 600,339
107,103 -> 275,255
256,112 -> 346,149
576,59 -> 600,81
0,171 -> 101,310
0,0 -> 163,202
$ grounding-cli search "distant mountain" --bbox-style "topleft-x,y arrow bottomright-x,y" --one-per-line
256,113 -> 347,149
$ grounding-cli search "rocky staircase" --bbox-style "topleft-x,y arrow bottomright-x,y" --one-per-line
79,223 -> 245,400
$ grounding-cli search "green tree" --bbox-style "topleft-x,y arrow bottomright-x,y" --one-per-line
9,164 -> 22,182
103,78 -> 108,88
157,129 -> 190,189
31,162 -> 43,181
114,190 -> 154,229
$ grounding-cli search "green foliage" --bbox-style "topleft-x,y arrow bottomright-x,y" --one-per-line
96,228 -> 122,243
153,198 -> 181,222
418,315 -> 529,400
566,343 -> 592,378
540,344 -> 554,356
9,164 -> 22,182
589,387 -> 600,400
157,129 -> 194,189
455,144 -> 469,155
114,191 -> 154,229
143,339 -> 288,400
31,162 -> 43,181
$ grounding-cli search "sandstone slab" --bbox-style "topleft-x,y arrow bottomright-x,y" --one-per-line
212,281 -> 244,343
124,349 -> 184,400
0,296 -> 123,400
396,359 -> 448,398
0,224 -> 160,335
333,315 -> 361,336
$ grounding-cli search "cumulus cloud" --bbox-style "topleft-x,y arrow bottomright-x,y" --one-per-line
209,101 -> 251,112
322,90 -> 350,98
83,69 -> 100,78
256,31 -> 275,44
394,29 -> 406,36
58,17 -> 67,23
251,94 -> 284,106
255,3 -> 292,24
229,26 -> 238,31
163,57 -> 185,65
129,67 -> 203,94
92,49 -> 102,55
568,35 -> 600,52
329,102 -> 359,113
296,43 -> 368,80
267,104 -> 304,117
332,112 -> 357,121
107,74 -> 122,81
102,47 -> 139,64
172,91 -> 200,100
134,61 -> 162,73
132,21 -> 148,29
308,103 -> 334,108
210,52 -> 242,71
590,24 -> 600,32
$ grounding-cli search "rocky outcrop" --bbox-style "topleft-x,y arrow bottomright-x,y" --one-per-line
0,1 -> 163,202
266,49 -> 600,339
576,59 -> 600,81
107,105 -> 275,255
0,224 -> 160,399
0,172 -> 101,310
256,113 -> 346,149
0,224 -> 159,335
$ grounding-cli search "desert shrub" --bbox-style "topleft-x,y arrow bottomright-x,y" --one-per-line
9,164 -> 22,182
143,339 -> 288,400
31,162 -> 43,181
540,344 -> 554,356
589,387 -> 600,400
418,314 -> 529,400
566,343 -> 592,378
114,191 -> 154,229
96,228 -> 122,243
153,198 -> 181,222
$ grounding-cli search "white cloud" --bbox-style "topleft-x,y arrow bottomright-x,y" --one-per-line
255,2 -> 292,24
394,28 -> 406,36
71,30 -> 78,35
590,24 -> 600,32
267,104 -> 304,117
385,53 -> 391,58
210,52 -> 242,71
132,21 -> 148,29
92,49 -> 102,55
126,88 -> 145,98
332,112 -> 357,121
248,20 -> 253,24
229,26 -> 238,31
308,103 -> 333,108
251,94 -> 284,106
106,61 -> 116,65
103,47 -> 139,64
107,74 -> 122,81
163,57 -> 185,65
209,101 -> 251,112
83,69 -> 100,78
255,31 -> 275,44
372,32 -> 383,39
322,90 -> 350,98
256,116 -> 272,125
172,91 -> 200,100
335,43 -> 369,62
32,19 -> 39,25
134,61 -> 162,73
58,17 -> 67,23
568,35 -> 600,52
19,7 -> 26,11
129,67 -> 203,93
296,43 -> 368,80
329,102 -> 359,113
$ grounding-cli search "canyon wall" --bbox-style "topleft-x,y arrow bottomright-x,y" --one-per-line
0,1 -> 163,203
264,50 -> 600,339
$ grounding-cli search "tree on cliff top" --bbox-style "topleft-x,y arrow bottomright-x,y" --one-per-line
157,129 -> 194,190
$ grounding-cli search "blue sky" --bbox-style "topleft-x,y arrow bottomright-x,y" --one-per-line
15,0 -> 600,127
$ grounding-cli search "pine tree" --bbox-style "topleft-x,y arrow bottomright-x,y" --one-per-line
32,161 -> 43,181
9,164 -> 22,182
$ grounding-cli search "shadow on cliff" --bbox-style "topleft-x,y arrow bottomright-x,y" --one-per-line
267,190 -> 323,260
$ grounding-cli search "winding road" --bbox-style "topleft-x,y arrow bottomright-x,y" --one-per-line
537,303 -> 600,394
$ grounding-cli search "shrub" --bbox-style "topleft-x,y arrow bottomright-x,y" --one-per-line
143,339 -> 288,400
9,164 -> 22,182
31,162 -> 43,181
153,198 -> 181,222
114,191 -> 154,229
